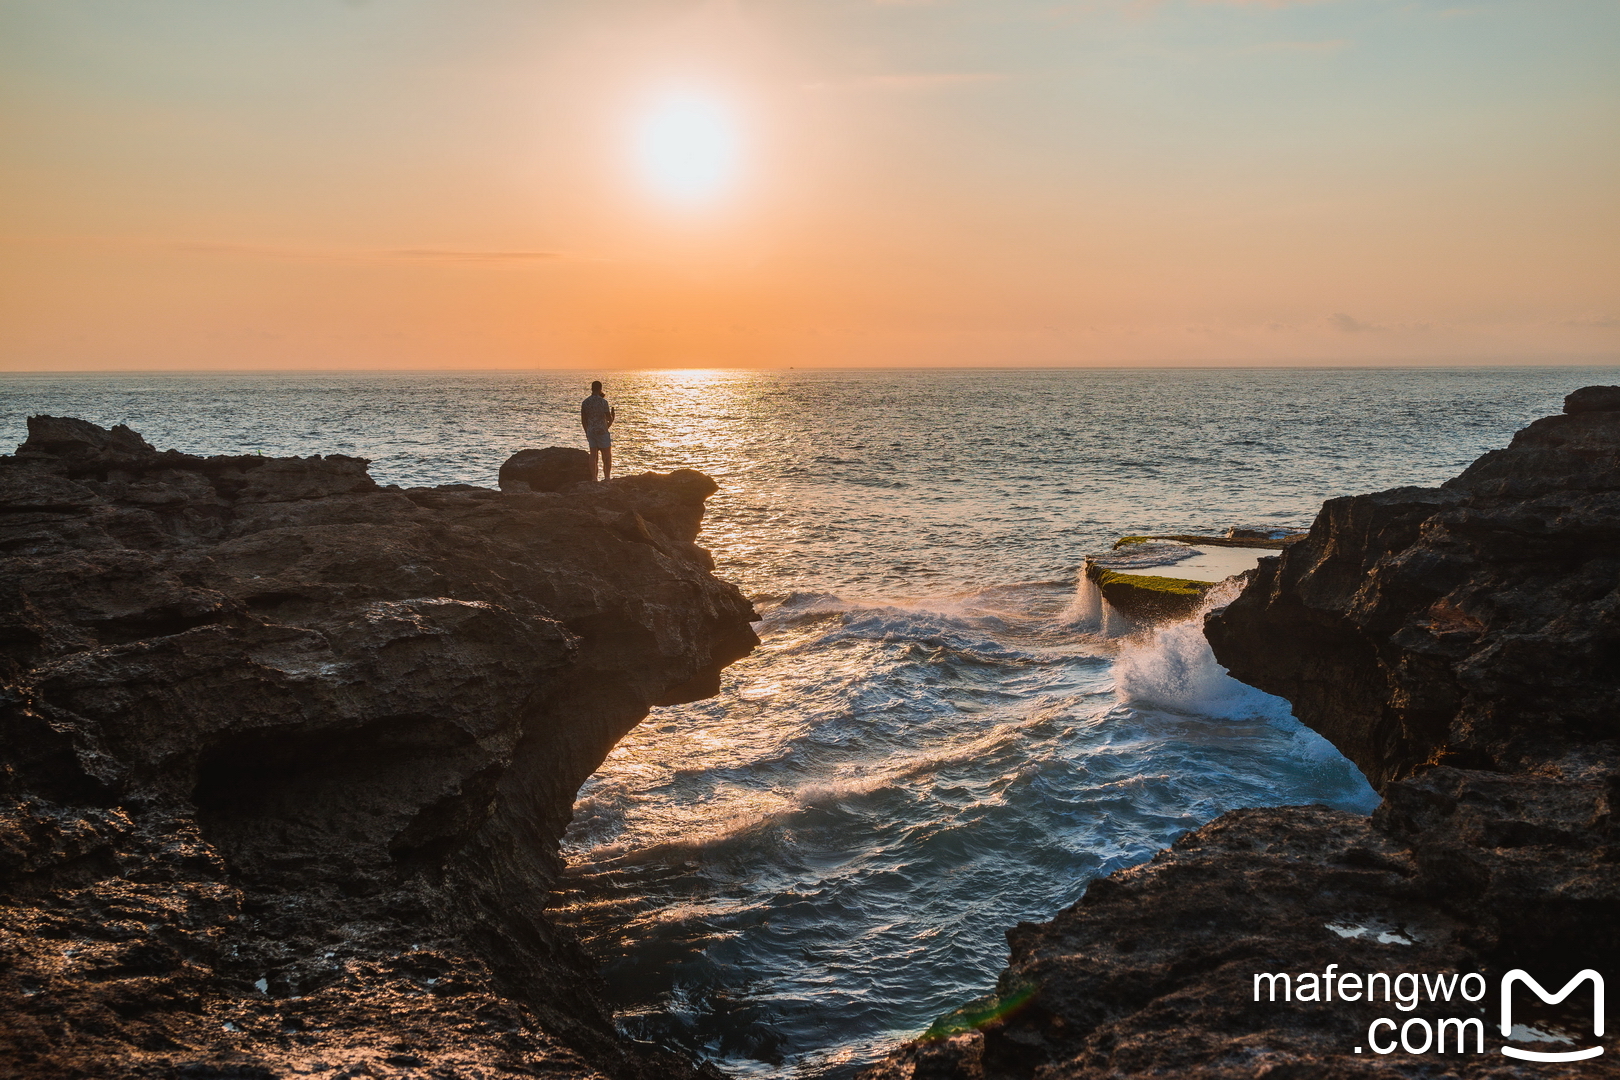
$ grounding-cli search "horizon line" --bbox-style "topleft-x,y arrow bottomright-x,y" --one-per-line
3,359 -> 1618,378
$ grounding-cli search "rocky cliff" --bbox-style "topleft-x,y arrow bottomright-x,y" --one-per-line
0,417 -> 758,1080
863,387 -> 1620,1078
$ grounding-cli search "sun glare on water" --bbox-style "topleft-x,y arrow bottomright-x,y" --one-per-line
633,92 -> 740,204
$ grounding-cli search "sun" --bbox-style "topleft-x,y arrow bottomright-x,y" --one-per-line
633,91 -> 740,204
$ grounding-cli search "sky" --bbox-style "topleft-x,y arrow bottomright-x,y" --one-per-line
1,0 -> 1617,371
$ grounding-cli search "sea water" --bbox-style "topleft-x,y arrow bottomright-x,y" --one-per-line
1,366 -> 1605,1076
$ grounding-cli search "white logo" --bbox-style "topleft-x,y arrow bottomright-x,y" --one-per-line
1500,969 -> 1604,1062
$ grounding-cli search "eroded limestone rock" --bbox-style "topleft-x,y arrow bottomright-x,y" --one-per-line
0,417 -> 756,1080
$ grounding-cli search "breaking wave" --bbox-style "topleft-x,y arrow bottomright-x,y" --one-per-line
557,579 -> 1377,1078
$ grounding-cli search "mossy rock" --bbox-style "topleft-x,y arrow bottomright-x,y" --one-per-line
1086,564 -> 1211,622
924,983 -> 1039,1040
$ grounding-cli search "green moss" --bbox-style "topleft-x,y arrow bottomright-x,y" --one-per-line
1112,535 -> 1156,548
924,983 -> 1040,1040
1085,563 -> 1212,623
1092,567 -> 1207,597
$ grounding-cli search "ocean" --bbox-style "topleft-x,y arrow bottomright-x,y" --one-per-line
1,366 -> 1605,1077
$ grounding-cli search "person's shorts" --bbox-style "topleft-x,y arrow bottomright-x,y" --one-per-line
586,427 -> 612,450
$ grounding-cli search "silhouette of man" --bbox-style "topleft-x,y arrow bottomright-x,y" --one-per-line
580,380 -> 615,480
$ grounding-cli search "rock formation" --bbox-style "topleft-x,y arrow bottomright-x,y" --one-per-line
1210,388 -> 1619,793
1084,566 -> 1208,623
1083,536 -> 1301,626
0,418 -> 758,1080
498,447 -> 595,492
863,388 -> 1620,1078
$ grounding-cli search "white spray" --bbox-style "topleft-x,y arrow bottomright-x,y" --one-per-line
1113,577 -> 1293,721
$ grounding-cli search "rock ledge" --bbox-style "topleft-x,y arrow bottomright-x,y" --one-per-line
0,417 -> 758,1080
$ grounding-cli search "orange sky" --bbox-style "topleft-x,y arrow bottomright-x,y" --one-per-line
2,0 -> 1617,370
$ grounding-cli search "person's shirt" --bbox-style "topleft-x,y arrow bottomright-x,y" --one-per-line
581,394 -> 612,430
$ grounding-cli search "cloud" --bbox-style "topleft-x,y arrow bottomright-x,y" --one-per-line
164,241 -> 296,258
1247,38 -> 1354,53
1114,0 -> 1335,25
162,241 -> 564,263
801,72 -> 1007,91
1327,314 -> 1436,334
388,249 -> 562,262
1195,0 -> 1332,7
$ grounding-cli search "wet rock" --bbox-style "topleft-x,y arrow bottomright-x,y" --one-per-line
0,418 -> 753,1080
1086,565 -> 1208,623
499,447 -> 595,492
864,388 -> 1620,1078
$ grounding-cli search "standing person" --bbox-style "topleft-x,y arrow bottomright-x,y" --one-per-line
580,380 -> 615,480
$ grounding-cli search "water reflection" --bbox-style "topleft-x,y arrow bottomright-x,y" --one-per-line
3,367 -> 1574,600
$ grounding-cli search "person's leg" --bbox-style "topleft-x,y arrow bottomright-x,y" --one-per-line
601,447 -> 612,480
590,447 -> 602,480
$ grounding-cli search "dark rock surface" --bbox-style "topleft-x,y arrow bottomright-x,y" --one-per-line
1208,385 -> 1620,792
0,417 -> 757,1080
863,388 -> 1620,1078
498,447 -> 596,493
1563,384 -> 1620,414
